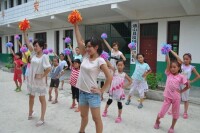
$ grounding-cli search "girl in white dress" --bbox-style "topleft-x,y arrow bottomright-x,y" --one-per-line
24,31 -> 51,127
103,39 -> 126,69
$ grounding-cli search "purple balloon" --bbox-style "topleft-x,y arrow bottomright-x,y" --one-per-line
48,48 -> 53,53
128,42 -> 136,50
161,43 -> 172,55
100,51 -> 110,60
64,37 -> 71,44
63,48 -> 71,55
15,35 -> 20,40
101,33 -> 107,39
20,46 -> 28,53
43,49 -> 49,55
29,38 -> 33,43
5,42 -> 13,48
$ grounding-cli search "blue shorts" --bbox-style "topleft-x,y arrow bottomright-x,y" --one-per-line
79,91 -> 101,108
22,65 -> 27,75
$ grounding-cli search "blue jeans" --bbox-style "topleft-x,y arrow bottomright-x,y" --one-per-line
79,91 -> 101,108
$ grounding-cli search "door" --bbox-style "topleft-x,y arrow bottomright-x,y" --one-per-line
140,23 -> 158,73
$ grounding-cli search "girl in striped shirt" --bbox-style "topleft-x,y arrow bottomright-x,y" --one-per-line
67,55 -> 81,112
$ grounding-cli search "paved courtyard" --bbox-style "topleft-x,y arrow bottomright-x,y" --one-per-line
0,70 -> 200,133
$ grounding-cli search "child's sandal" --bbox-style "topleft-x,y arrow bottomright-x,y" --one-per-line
154,121 -> 160,129
36,120 -> 45,127
28,111 -> 35,120
52,100 -> 58,104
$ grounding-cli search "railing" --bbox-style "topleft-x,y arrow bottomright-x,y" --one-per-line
0,0 -> 127,26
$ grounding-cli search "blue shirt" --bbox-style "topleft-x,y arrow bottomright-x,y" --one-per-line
131,61 -> 150,81
73,54 -> 82,61
50,65 -> 62,79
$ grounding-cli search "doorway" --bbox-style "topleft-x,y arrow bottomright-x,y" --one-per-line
140,23 -> 158,73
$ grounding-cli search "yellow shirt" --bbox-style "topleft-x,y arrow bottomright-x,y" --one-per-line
22,50 -> 31,64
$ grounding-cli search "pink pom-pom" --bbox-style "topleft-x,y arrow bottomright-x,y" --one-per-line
15,35 -> 20,40
128,42 -> 136,50
64,37 -> 71,44
43,49 -> 49,55
48,48 -> 53,53
5,42 -> 13,48
101,33 -> 107,39
161,43 -> 172,55
63,48 -> 71,55
100,51 -> 110,60
20,46 -> 28,53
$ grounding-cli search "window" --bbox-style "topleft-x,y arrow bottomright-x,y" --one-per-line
0,3 -> 1,11
86,22 -> 131,73
64,30 -> 73,48
9,0 -> 14,8
24,0 -> 28,3
167,21 -> 180,59
55,31 -> 59,55
35,32 -> 47,43
4,1 -> 7,10
17,0 -> 22,5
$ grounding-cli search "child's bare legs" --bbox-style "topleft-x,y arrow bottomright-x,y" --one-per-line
102,99 -> 112,117
52,88 -> 58,104
48,88 -> 52,101
138,97 -> 144,109
184,101 -> 189,114
14,80 -> 19,89
60,80 -> 64,90
170,118 -> 178,129
125,95 -> 132,105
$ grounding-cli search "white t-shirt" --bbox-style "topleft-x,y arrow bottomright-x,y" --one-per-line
110,49 -> 122,68
76,55 -> 106,93
59,60 -> 68,70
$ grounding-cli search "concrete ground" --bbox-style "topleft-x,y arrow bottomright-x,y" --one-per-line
0,70 -> 200,133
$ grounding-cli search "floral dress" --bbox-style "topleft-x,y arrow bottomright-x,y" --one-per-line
109,70 -> 125,101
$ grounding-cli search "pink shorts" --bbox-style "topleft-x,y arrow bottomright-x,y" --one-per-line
158,97 -> 180,119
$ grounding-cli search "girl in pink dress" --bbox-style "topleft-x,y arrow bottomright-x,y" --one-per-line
102,60 -> 132,123
154,53 -> 190,133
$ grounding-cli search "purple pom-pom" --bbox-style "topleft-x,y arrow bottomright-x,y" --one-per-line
100,51 -> 110,61
64,37 -> 71,44
15,35 -> 20,40
128,42 -> 136,50
63,48 -> 71,55
101,33 -> 107,39
161,43 -> 172,55
43,49 -> 49,55
20,46 -> 28,53
48,48 -> 53,53
29,38 -> 33,43
5,42 -> 13,48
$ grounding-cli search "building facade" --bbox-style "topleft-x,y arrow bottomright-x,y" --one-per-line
0,0 -> 200,86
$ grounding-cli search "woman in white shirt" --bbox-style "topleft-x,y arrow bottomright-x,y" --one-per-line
24,32 -> 51,127
103,39 -> 126,69
74,24 -> 112,133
